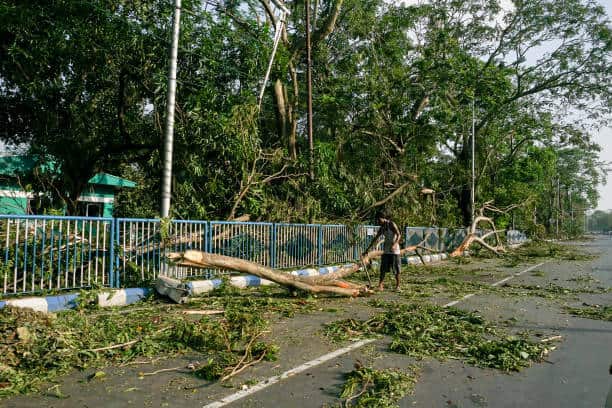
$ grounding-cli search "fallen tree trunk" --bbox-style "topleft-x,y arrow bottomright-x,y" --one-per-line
301,231 -> 438,285
167,251 -> 366,297
167,233 -> 440,296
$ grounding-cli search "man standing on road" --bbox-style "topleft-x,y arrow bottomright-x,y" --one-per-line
362,212 -> 402,292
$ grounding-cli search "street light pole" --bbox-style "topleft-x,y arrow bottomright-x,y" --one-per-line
471,97 -> 475,225
161,0 -> 182,218
306,0 -> 314,181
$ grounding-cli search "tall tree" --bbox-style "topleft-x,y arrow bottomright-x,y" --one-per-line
0,0 -> 174,213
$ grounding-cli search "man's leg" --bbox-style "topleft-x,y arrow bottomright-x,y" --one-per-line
378,255 -> 389,290
393,255 -> 401,291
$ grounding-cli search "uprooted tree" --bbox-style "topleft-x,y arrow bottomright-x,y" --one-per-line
167,205 -> 514,297
449,201 -> 511,257
166,230 -> 440,297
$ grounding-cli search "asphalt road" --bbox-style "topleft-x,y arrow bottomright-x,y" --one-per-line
226,238 -> 612,408
3,238 -> 611,408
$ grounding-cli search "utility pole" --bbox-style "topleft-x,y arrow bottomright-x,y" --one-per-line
161,0 -> 182,218
306,0 -> 314,181
555,176 -> 560,237
470,97 -> 475,225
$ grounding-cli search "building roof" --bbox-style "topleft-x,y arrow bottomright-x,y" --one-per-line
0,155 -> 135,188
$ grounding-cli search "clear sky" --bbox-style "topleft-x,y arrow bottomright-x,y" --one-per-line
593,0 -> 612,211
594,126 -> 612,211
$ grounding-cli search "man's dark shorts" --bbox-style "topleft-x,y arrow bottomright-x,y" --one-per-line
380,253 -> 401,279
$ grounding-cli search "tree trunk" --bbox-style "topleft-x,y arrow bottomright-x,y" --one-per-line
168,251 -> 364,296
457,185 -> 472,227
450,214 -> 506,257
167,234 -> 438,297
273,79 -> 288,148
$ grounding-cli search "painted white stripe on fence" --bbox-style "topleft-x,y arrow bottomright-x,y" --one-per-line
230,276 -> 248,289
202,338 -> 376,408
189,280 -> 216,295
97,290 -> 128,307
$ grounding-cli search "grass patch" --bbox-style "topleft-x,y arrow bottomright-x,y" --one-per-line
324,301 -> 550,372
191,285 -> 320,318
407,265 -> 467,276
567,274 -> 598,284
564,305 -> 612,321
337,364 -> 419,407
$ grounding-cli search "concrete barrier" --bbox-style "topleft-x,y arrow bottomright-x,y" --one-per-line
0,289 -> 150,313
97,288 -> 151,307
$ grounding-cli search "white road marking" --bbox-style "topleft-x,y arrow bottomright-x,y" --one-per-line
491,262 -> 546,286
444,262 -> 546,307
444,293 -> 475,307
202,338 -> 376,408
205,261 -> 547,407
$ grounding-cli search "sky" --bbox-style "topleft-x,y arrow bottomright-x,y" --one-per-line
594,126 -> 612,211
592,0 -> 612,211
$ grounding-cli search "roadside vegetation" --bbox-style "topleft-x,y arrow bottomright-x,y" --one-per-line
2,0 -> 609,235
335,364 -> 419,408
0,284 -> 317,396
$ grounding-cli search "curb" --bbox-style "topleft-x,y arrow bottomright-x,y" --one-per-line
0,288 -> 152,313
97,288 -> 152,308
156,264 -> 354,302
0,246 -> 489,312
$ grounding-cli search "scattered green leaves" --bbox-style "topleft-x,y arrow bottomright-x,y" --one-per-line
565,305 -> 612,321
500,283 -> 608,299
504,241 -> 594,266
339,365 -> 419,408
324,301 -> 549,372
0,297 -> 278,396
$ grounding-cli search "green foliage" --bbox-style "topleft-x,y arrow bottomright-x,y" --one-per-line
565,305 -> 612,321
324,301 -> 549,372
589,210 -> 612,233
159,217 -> 172,243
1,0 -> 609,225
504,241 -> 594,263
339,365 -> 419,408
0,296 -> 278,396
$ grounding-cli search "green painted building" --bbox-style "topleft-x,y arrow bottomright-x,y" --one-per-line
0,155 -> 135,217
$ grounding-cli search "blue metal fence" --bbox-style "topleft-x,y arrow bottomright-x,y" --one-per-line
0,215 -> 113,295
0,215 -> 529,296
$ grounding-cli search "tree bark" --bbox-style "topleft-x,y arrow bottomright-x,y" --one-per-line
167,251 -> 364,296
450,214 -> 506,257
273,79 -> 288,149
167,234 -> 438,296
